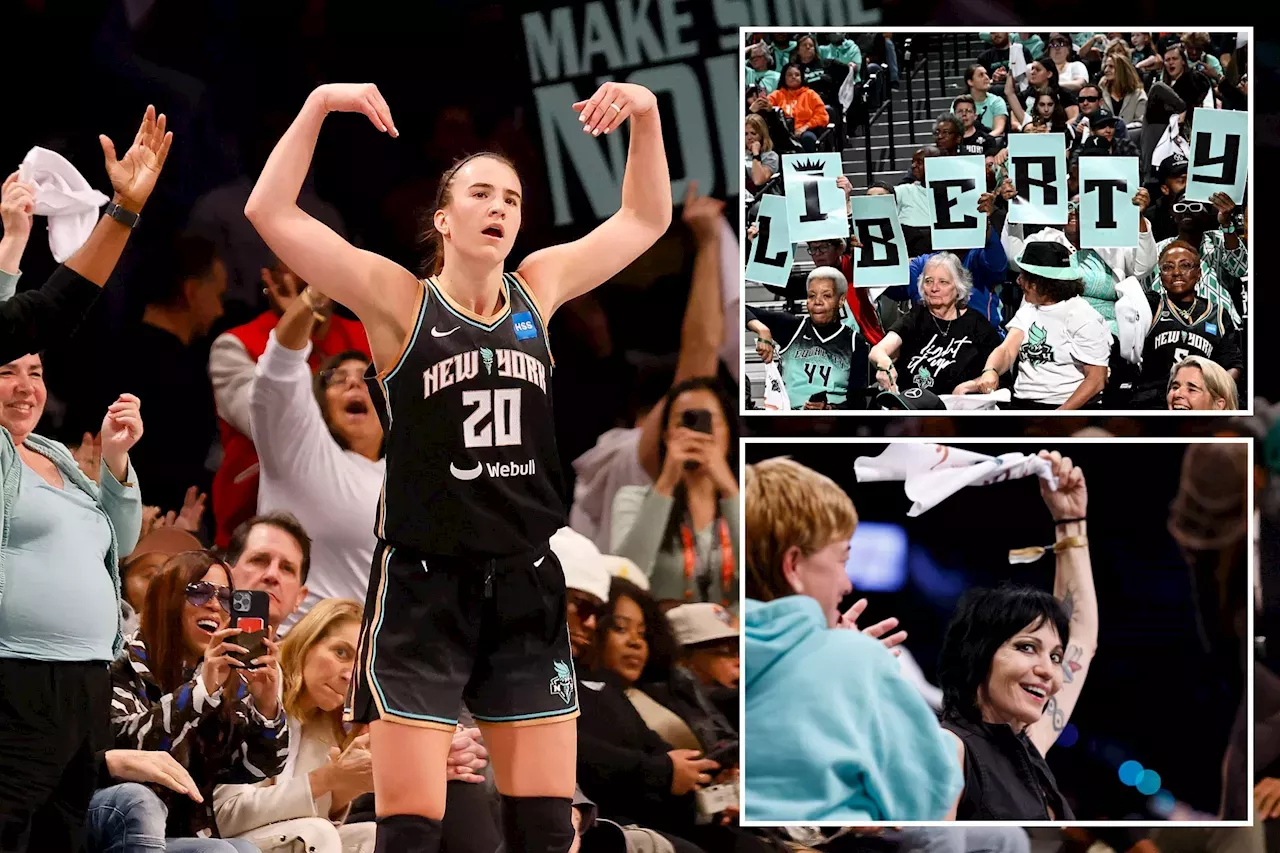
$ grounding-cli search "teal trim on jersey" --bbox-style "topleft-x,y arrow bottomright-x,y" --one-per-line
366,545 -> 460,726
382,283 -> 430,387
471,706 -> 580,722
427,275 -> 512,332
778,318 -> 854,408
506,273 -> 555,367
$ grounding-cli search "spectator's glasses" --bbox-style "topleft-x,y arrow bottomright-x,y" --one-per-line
1160,260 -> 1197,274
1172,201 -> 1210,214
1078,95 -> 1100,103
567,591 -> 603,623
185,582 -> 232,612
934,127 -> 957,137
320,366 -> 366,388
1049,39 -> 1070,48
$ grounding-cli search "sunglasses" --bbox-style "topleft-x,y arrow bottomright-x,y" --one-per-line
1078,95 -> 1100,102
1067,201 -> 1080,213
1172,201 -> 1210,214
186,581 -> 232,612
567,592 -> 603,622
1049,40 -> 1070,48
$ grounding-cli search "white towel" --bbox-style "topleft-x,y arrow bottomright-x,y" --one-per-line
1009,42 -> 1028,86
762,362 -> 790,410
18,147 -> 110,263
1113,275 -> 1151,367
854,443 -> 1058,517
939,389 -> 1011,410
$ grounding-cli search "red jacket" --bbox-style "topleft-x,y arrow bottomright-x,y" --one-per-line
839,254 -> 886,346
212,311 -> 370,547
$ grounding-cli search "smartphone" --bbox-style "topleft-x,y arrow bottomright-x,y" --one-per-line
230,590 -> 271,669
681,408 -> 713,434
809,391 -> 828,405
704,740 -> 739,769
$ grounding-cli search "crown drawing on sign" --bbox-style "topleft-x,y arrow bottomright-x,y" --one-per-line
792,157 -> 825,172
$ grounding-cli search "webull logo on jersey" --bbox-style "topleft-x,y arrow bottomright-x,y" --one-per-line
449,458 -> 538,481
424,348 -> 548,399
512,311 -> 538,341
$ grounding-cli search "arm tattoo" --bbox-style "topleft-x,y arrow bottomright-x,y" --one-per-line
1061,644 -> 1083,684
1060,587 -> 1075,622
1044,696 -> 1066,732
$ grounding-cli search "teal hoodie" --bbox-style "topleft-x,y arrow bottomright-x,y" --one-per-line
743,596 -> 962,821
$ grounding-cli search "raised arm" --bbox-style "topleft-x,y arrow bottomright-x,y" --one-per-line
518,82 -> 672,317
243,84 -> 419,368
1027,451 -> 1098,757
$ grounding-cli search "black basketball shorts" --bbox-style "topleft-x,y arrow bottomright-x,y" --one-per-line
345,540 -> 580,731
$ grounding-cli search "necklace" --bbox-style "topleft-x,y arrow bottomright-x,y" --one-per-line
930,309 -> 957,336
1167,294 -> 1198,325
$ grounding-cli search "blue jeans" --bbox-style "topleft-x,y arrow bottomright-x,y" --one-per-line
85,783 -> 260,853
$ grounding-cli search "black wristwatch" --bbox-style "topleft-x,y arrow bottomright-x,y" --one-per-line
751,153 -> 762,161
103,201 -> 140,229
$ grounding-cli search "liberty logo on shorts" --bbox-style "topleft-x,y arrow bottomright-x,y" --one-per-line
549,660 -> 575,705
512,312 -> 538,341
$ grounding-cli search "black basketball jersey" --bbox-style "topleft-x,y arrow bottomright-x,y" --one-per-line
369,273 -> 565,558
1138,292 -> 1232,391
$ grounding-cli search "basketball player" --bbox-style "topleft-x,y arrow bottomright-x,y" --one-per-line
244,82 -> 670,853
1130,241 -> 1243,408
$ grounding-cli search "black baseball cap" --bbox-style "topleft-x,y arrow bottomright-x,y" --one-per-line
1089,108 -> 1119,129
877,387 -> 947,411
1158,152 -> 1189,181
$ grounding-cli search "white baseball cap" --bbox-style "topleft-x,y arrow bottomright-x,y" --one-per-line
549,527 -> 611,603
666,602 -> 739,648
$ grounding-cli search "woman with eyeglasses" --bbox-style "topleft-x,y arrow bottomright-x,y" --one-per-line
1129,242 -> 1243,409
109,550 -> 286,845
1045,34 -> 1088,93
249,284 -> 385,632
0,348 -> 145,848
1150,190 -> 1247,327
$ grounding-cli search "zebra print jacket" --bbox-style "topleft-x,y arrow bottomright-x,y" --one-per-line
109,632 -> 290,839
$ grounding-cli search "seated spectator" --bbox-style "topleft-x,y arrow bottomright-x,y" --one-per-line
743,458 -> 961,821
958,242 -> 1110,410
791,35 -> 848,124
209,256 -> 370,547
950,98 -> 1000,156
1167,355 -> 1238,411
1181,32 -> 1225,84
932,113 -> 963,155
869,253 -> 1002,396
612,378 -> 739,608
744,42 -> 780,94
1003,59 -> 1078,132
213,599 -> 377,852
0,106 -> 170,365
111,551 -> 287,841
665,601 -> 741,732
0,355 -> 142,849
1129,32 -> 1159,73
1074,109 -> 1138,157
577,578 -> 765,852
75,232 -> 227,520
744,115 -> 779,197
1144,153 -> 1189,241
551,526 -> 613,658
1098,56 -> 1148,127
1072,83 -> 1132,140
962,65 -> 1008,136
975,32 -> 1016,78
120,528 -> 205,635
768,33 -> 797,72
768,64 -> 830,152
1021,91 -> 1074,151
1157,40 -> 1213,113
894,147 -> 944,256
1131,242 -> 1243,408
249,288 -> 384,630
1045,34 -> 1089,93
787,216 -> 887,344
1149,189 -> 1247,325
817,31 -> 862,78
746,266 -> 869,409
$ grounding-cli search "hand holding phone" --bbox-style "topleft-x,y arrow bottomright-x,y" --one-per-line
230,590 -> 271,669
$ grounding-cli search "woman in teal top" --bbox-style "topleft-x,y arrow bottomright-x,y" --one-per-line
0,352 -> 145,848
611,378 -> 739,610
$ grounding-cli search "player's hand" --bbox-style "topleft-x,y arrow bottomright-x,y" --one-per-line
573,82 -> 657,136
315,83 -> 398,137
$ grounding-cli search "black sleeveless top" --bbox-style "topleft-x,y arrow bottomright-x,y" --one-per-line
368,273 -> 566,558
941,711 -> 1074,820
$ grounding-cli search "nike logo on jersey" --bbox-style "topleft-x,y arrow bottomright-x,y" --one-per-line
534,557 -> 546,567
449,461 -> 483,481
431,326 -> 460,338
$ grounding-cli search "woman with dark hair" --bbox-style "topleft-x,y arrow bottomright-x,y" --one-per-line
248,281 -> 385,630
768,63 -> 830,152
611,378 -> 739,609
246,78 -> 670,852
957,242 -> 1110,409
110,550 -> 286,844
1045,34 -> 1089,93
937,450 -> 1097,820
791,35 -> 848,121
1003,58 -> 1079,131
964,65 -> 1008,136
577,579 -> 764,852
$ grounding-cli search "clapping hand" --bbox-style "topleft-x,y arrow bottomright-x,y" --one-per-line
838,598 -> 907,655
101,105 -> 174,213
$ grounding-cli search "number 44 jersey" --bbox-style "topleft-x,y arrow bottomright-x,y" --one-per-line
369,273 -> 566,557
